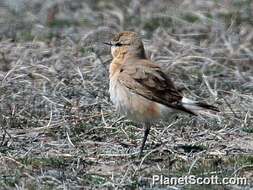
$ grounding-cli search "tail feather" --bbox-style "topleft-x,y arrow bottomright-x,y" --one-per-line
181,97 -> 219,117
194,102 -> 219,112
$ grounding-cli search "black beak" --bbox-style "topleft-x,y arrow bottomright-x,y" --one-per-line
103,42 -> 112,46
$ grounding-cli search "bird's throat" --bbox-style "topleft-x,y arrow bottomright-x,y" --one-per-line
109,57 -> 123,78
109,50 -> 127,77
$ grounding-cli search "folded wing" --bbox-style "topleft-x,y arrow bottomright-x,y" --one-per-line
118,60 -> 196,115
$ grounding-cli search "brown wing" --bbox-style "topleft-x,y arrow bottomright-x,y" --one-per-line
118,59 -> 195,114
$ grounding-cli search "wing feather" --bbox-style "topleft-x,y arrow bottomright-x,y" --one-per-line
118,60 -> 195,114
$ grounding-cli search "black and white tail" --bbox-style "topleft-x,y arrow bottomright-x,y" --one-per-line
181,97 -> 219,117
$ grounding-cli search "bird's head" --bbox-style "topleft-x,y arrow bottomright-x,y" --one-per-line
104,31 -> 145,59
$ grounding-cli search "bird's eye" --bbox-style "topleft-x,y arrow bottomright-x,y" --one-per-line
115,42 -> 123,47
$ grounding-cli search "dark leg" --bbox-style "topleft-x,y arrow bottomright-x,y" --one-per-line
139,123 -> 151,158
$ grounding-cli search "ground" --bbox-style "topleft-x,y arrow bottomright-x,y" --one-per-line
0,0 -> 253,189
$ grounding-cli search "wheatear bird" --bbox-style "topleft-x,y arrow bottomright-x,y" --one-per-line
104,31 -> 219,157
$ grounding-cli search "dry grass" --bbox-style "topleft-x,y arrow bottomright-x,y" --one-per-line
0,0 -> 253,189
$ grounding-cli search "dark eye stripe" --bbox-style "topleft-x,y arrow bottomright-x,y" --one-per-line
114,43 -> 131,47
